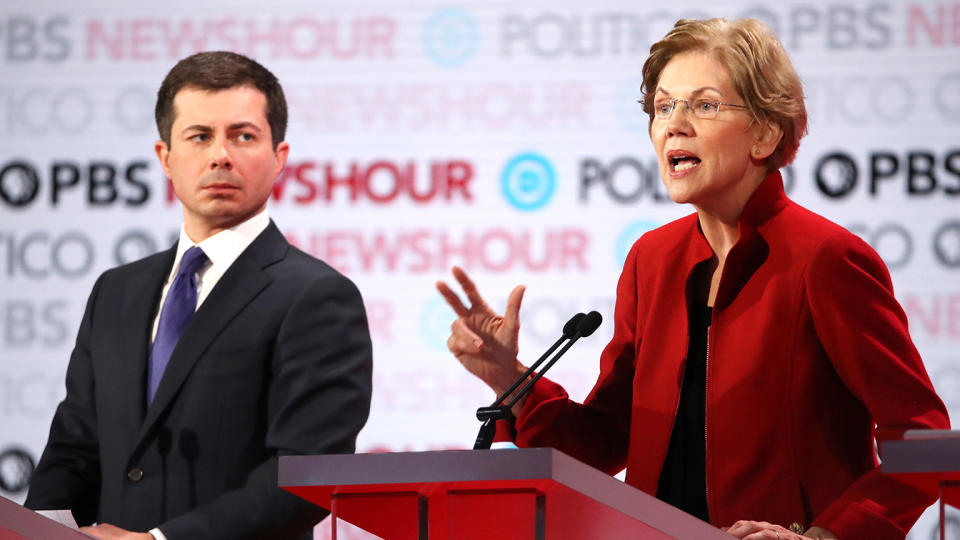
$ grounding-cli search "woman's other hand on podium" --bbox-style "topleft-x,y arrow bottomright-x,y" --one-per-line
724,520 -> 839,539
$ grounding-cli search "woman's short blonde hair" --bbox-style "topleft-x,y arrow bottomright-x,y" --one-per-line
641,18 -> 808,170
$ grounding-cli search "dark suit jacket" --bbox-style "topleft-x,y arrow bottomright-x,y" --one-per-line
25,221 -> 373,540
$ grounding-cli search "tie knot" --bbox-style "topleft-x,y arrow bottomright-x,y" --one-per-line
178,246 -> 208,277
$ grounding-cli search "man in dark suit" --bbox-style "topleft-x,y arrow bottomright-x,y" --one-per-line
24,51 -> 373,540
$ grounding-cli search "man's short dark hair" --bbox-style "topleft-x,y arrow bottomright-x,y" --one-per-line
155,51 -> 287,149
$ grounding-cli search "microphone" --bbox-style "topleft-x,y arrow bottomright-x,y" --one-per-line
484,312 -> 584,412
577,310 -> 602,337
562,312 -> 587,337
473,311 -> 603,450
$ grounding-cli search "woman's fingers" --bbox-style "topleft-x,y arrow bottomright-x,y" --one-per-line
452,266 -> 491,312
447,318 -> 483,354
502,284 -> 526,339
436,280 -> 470,317
725,521 -> 799,540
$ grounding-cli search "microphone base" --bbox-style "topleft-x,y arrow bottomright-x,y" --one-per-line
473,417 -> 497,450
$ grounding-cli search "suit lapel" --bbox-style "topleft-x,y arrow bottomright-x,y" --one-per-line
134,222 -> 288,448
119,248 -> 175,427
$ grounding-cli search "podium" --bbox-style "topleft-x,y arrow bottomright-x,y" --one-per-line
0,497 -> 91,540
881,429 -> 960,540
279,448 -> 731,539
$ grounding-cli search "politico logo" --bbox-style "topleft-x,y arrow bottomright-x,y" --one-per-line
579,156 -> 670,205
805,72 -> 960,126
845,220 -> 960,272
0,369 -> 68,419
0,230 -> 95,280
933,221 -> 960,268
937,73 -> 960,121
0,228 -> 176,282
501,152 -> 557,211
846,222 -> 913,271
423,8 -> 479,68
0,85 -> 155,137
496,4 -> 914,58
499,11 -> 681,58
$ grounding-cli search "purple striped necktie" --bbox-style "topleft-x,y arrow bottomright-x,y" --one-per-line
147,246 -> 208,405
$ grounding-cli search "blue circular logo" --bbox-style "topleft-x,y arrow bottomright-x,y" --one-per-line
617,220 -> 659,266
423,9 -> 478,68
420,296 -> 456,350
501,152 -> 557,211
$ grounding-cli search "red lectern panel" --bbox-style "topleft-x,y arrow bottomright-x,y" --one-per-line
279,448 -> 731,540
447,489 -> 539,539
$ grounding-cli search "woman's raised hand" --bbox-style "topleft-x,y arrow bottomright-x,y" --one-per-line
436,266 -> 527,396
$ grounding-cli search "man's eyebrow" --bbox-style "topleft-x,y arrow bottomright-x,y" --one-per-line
228,121 -> 263,132
180,124 -> 212,134
179,122 -> 263,134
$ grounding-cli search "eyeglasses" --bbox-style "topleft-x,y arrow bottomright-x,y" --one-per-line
642,97 -> 750,119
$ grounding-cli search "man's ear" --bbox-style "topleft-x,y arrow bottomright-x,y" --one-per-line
272,141 -> 290,179
155,140 -> 172,179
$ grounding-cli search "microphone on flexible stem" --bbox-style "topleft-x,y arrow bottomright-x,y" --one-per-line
490,312 -> 584,405
473,311 -> 603,450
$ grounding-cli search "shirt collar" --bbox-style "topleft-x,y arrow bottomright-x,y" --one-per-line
168,208 -> 271,282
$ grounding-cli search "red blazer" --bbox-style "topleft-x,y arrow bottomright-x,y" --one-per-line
509,172 -> 949,540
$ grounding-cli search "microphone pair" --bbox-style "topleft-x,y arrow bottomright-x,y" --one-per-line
560,311 -> 603,340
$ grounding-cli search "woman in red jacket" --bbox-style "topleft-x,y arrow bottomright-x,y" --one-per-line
437,17 -> 949,540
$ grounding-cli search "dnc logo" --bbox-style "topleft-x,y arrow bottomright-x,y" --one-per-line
423,9 -> 479,68
501,152 -> 557,211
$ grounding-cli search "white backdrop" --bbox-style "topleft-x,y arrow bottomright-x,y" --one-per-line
2,1 -> 959,538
